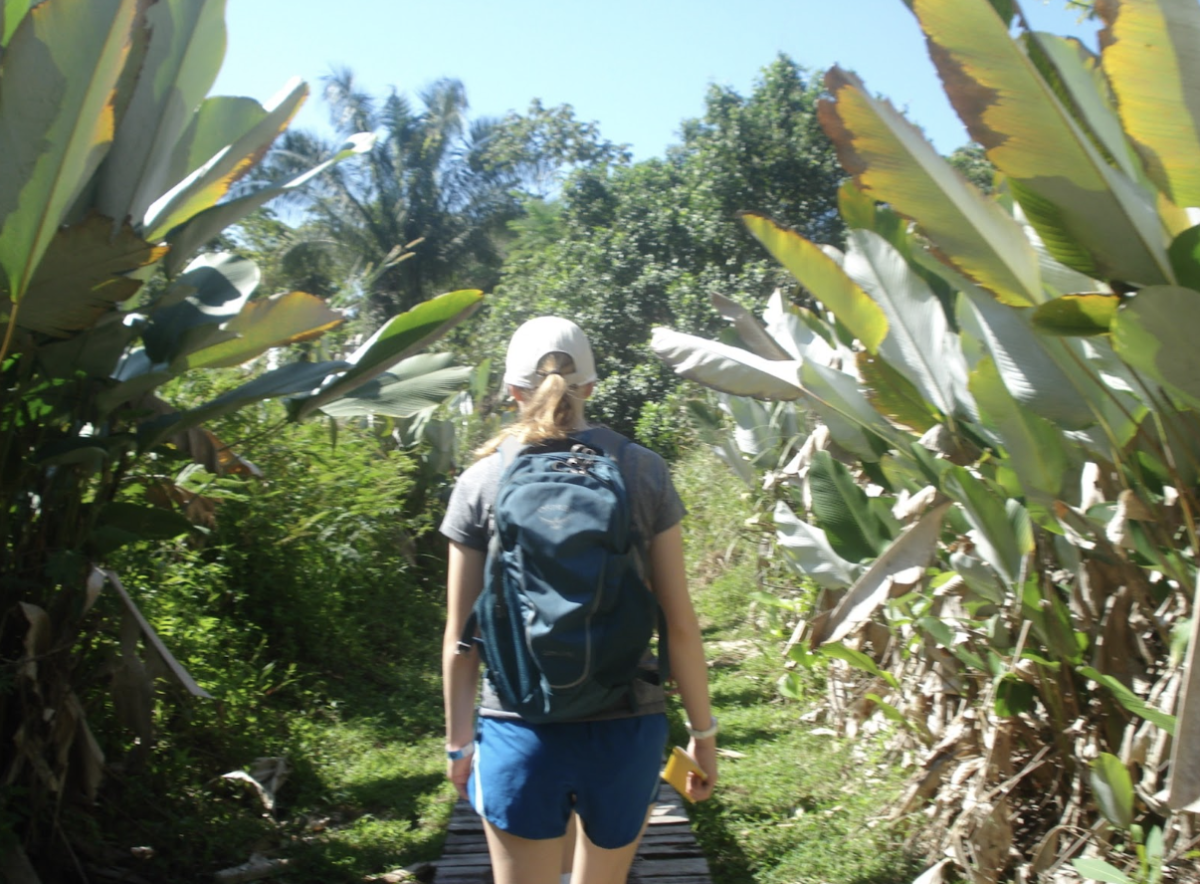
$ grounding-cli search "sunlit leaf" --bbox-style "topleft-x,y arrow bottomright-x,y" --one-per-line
843,230 -> 973,420
820,645 -> 899,689
942,466 -> 1030,587
819,65 -> 1041,306
1070,857 -> 1132,884
740,212 -> 888,353
710,292 -> 792,361
808,450 -> 890,560
165,133 -> 375,276
1089,752 -> 1135,830
994,674 -> 1036,717
290,289 -> 483,422
857,352 -> 940,433
318,361 -> 472,419
1,0 -> 33,47
182,291 -> 343,370
1111,285 -> 1200,410
1079,665 -> 1177,734
143,77 -> 308,239
651,326 -> 804,400
12,215 -> 164,336
910,0 -> 1171,285
969,355 -> 1069,501
1031,294 -> 1120,336
0,0 -> 136,301
1098,0 -> 1200,208
812,501 -> 951,648
800,360 -> 895,462
94,0 -> 227,228
773,500 -> 864,589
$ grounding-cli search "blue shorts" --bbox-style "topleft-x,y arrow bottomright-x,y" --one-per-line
468,713 -> 668,849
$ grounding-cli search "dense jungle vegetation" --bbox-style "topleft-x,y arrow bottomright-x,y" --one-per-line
2,1 -> 1199,883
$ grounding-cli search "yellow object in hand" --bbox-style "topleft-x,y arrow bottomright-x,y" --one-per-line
661,745 -> 705,799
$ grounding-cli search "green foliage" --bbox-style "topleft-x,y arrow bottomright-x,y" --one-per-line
650,1 -> 1200,877
479,55 -> 844,437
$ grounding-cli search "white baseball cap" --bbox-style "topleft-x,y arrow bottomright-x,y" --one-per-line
503,316 -> 597,389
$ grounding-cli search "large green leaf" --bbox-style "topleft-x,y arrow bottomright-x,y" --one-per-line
1098,0 -> 1200,209
1111,285 -> 1200,409
857,352 -> 940,433
762,289 -> 839,365
957,284 -> 1098,430
1088,752 -> 1135,830
318,355 -> 472,419
843,230 -> 973,420
11,215 -> 165,336
290,289 -> 484,422
1078,665 -> 1177,735
819,66 -> 1042,307
141,359 -> 349,449
651,327 -> 804,400
941,466 -> 1030,587
910,0 -> 1171,285
772,500 -> 864,589
808,450 -> 889,561
740,212 -> 888,353
1070,858 -> 1132,884
1030,294 -> 1120,336
164,133 -> 374,276
182,290 -> 343,370
1,0 -> 33,47
0,0 -> 136,302
811,500 -> 950,647
709,292 -> 792,361
141,252 -> 259,365
142,76 -> 308,239
94,0 -> 227,228
800,360 -> 894,462
724,394 -> 781,464
969,355 -> 1069,501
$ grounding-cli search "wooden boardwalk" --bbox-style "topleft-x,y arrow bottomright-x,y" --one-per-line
432,782 -> 712,883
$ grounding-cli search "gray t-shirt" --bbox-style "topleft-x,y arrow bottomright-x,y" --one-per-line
440,426 -> 686,719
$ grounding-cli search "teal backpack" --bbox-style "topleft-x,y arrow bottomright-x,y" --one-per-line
459,438 -> 666,723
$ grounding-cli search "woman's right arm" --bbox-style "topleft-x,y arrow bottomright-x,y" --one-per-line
443,540 -> 485,799
650,522 -> 718,801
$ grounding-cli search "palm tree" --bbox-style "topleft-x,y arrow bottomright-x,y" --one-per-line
262,70 -> 522,325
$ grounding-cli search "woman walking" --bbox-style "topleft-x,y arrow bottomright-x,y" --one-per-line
441,316 -> 717,884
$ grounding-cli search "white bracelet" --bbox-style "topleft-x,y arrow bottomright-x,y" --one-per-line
685,716 -> 719,740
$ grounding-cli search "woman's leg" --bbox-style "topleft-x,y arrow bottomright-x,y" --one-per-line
483,819 -> 566,884
569,804 -> 653,884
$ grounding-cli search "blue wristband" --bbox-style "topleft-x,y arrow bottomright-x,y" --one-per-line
446,743 -> 475,761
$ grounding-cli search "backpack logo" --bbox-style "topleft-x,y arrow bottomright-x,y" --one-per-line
460,438 -> 665,723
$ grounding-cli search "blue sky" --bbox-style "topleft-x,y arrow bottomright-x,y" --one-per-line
212,0 -> 1098,160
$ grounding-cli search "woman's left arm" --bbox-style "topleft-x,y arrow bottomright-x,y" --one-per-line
443,541 -> 485,799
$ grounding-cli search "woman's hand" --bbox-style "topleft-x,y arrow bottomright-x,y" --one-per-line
447,755 -> 472,801
686,736 -> 718,802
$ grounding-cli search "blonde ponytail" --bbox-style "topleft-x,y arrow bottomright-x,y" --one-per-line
475,352 -> 587,459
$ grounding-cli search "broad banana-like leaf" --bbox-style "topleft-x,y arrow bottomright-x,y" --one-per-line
1011,201 -> 1109,297
182,291 -> 343,370
1089,753 -> 1135,830
773,500 -> 865,589
762,289 -> 839,366
291,289 -> 484,422
969,355 -> 1069,501
741,212 -> 888,353
800,360 -> 894,462
819,66 -> 1042,307
0,0 -> 136,301
957,284 -> 1097,429
95,0 -> 226,228
1030,293 -> 1120,335
165,133 -> 374,276
857,352 -> 940,433
1111,285 -> 1200,409
318,354 -> 472,419
651,326 -> 804,400
941,466 -> 1032,588
142,76 -> 308,239
12,215 -> 165,336
910,0 -> 1171,285
808,450 -> 892,560
843,230 -> 974,420
169,96 -> 266,190
1098,0 -> 1200,209
687,398 -> 759,488
1,0 -> 33,47
142,359 -> 349,449
141,252 -> 259,365
710,292 -> 792,361
811,500 -> 952,647
723,393 -> 781,463
1167,573 -> 1200,810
